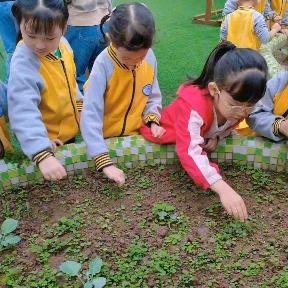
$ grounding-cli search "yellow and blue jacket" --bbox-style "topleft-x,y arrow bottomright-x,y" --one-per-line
8,38 -> 82,162
221,6 -> 270,50
81,45 -> 162,170
223,0 -> 267,15
265,0 -> 288,24
248,71 -> 288,141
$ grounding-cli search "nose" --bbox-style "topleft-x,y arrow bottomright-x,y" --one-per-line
35,40 -> 46,50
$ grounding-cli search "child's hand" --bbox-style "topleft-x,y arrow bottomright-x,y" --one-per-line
38,156 -> 67,181
271,22 -> 282,33
211,179 -> 248,222
202,137 -> 218,152
151,123 -> 166,138
273,15 -> 282,23
279,119 -> 288,137
103,165 -> 125,186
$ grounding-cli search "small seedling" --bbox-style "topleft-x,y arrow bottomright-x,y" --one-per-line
0,218 -> 21,251
59,256 -> 106,288
152,203 -> 178,226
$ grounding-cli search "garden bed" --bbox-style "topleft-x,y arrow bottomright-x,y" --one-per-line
0,162 -> 288,287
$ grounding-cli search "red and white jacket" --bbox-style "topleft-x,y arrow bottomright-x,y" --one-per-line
140,84 -> 240,190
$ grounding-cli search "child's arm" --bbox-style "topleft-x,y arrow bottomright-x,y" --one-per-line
143,50 -> 162,126
8,45 -> 66,180
281,10 -> 288,25
76,85 -> 83,114
143,50 -> 165,138
264,0 -> 275,19
222,0 -> 237,16
108,0 -> 113,13
80,57 -> 125,185
247,71 -> 288,141
220,17 -> 228,40
175,103 -> 247,221
254,11 -> 281,44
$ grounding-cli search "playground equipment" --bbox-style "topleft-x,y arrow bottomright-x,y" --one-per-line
193,0 -> 223,26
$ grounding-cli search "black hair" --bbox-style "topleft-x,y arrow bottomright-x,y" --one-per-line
100,2 -> 155,51
189,41 -> 268,104
12,0 -> 69,42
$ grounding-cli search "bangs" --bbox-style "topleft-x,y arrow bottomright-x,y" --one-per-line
223,69 -> 267,104
22,9 -> 66,35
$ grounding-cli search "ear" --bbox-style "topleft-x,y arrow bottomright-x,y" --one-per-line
208,82 -> 218,99
105,33 -> 112,44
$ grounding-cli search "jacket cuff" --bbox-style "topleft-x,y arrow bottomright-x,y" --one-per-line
272,118 -> 284,136
33,149 -> 54,165
143,113 -> 160,127
95,153 -> 113,171
76,101 -> 83,112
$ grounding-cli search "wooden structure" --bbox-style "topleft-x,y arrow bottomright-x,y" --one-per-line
193,0 -> 223,26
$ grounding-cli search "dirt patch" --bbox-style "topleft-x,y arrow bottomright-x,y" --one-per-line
0,163 -> 287,287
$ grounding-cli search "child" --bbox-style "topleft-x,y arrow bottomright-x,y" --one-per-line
221,0 -> 281,50
223,0 -> 267,15
140,41 -> 268,221
65,0 -> 112,92
81,3 -> 164,186
8,0 -> 83,181
0,0 -> 17,81
265,0 -> 288,27
248,70 -> 288,141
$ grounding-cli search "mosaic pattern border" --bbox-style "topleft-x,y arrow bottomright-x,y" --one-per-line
0,134 -> 288,189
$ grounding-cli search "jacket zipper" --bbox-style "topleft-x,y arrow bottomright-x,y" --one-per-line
60,60 -> 80,131
119,69 -> 136,136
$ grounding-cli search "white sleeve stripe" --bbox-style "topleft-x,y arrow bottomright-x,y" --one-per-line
187,110 -> 222,186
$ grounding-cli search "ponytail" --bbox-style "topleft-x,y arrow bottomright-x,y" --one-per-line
188,40 -> 236,88
100,13 -> 111,44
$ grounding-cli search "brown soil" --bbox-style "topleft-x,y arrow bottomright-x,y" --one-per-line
0,163 -> 287,288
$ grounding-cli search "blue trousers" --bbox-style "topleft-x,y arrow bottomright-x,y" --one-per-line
65,23 -> 109,92
0,81 -> 7,117
0,1 -> 17,82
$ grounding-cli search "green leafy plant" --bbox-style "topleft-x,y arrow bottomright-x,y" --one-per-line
0,218 -> 21,251
152,203 -> 178,225
59,257 -> 106,288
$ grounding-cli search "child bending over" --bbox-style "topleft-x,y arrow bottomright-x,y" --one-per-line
8,0 -> 82,181
141,41 -> 268,221
248,70 -> 288,140
81,3 -> 164,185
221,0 -> 281,50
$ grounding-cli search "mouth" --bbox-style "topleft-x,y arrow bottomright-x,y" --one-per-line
35,50 -> 48,56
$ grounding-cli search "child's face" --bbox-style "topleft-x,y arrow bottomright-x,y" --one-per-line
114,47 -> 149,69
209,83 -> 254,121
20,20 -> 64,57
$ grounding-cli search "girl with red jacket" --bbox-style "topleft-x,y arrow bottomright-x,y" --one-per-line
141,41 -> 268,221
